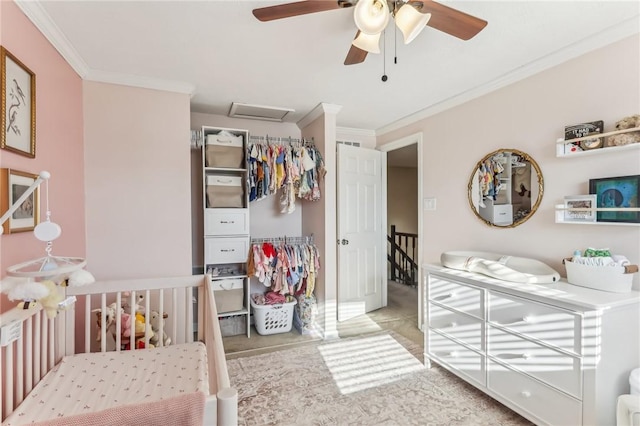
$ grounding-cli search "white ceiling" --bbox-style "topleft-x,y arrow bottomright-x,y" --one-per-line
19,1 -> 640,133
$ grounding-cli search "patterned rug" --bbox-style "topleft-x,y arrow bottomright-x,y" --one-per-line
227,332 -> 532,426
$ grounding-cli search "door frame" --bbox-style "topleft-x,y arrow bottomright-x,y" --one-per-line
378,132 -> 424,330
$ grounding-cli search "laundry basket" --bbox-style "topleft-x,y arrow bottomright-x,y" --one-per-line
251,299 -> 297,335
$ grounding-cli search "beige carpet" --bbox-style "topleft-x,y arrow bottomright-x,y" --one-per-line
227,332 -> 532,426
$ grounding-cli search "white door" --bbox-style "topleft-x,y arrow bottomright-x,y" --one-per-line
337,144 -> 385,321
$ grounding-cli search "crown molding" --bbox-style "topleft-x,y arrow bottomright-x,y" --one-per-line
15,0 -> 90,78
297,103 -> 343,129
85,70 -> 195,95
16,0 -> 195,95
376,15 -> 640,136
336,127 -> 376,139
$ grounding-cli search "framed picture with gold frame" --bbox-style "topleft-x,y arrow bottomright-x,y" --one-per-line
1,168 -> 40,233
1,46 -> 36,158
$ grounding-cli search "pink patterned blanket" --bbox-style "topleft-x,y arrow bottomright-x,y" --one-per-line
30,391 -> 206,426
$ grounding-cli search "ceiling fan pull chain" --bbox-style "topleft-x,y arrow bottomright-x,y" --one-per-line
394,24 -> 398,64
381,30 -> 388,82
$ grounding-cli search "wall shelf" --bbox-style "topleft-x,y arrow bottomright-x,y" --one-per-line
554,204 -> 640,226
556,126 -> 640,157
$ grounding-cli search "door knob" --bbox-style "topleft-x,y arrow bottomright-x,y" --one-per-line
341,239 -> 349,245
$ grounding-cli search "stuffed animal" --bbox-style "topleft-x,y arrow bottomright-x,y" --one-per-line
605,114 -> 640,147
92,302 -> 123,341
1,277 -> 48,309
122,291 -> 145,315
149,310 -> 171,347
38,280 -> 64,319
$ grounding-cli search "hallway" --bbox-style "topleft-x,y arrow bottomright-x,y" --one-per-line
224,281 -> 420,360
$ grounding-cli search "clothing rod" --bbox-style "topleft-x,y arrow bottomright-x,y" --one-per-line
251,235 -> 314,244
248,135 -> 314,144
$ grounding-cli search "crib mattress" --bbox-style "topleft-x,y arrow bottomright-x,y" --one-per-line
5,342 -> 209,425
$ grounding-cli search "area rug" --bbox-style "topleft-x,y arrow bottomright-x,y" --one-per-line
227,332 -> 532,426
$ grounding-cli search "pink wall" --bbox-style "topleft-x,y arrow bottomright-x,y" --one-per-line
378,34 -> 640,289
0,1 -> 85,312
83,81 -> 192,279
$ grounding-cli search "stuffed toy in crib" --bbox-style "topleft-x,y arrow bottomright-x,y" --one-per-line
149,310 -> 171,347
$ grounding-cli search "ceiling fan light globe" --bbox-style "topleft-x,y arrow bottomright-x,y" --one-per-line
395,5 -> 431,44
353,0 -> 390,35
352,32 -> 381,54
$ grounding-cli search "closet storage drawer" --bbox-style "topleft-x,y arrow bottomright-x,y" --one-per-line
428,303 -> 483,350
428,330 -> 485,387
488,325 -> 582,398
488,359 -> 582,426
212,278 -> 244,313
206,175 -> 244,208
205,237 -> 249,264
488,292 -> 580,354
205,133 -> 244,168
204,208 -> 249,236
429,275 -> 483,319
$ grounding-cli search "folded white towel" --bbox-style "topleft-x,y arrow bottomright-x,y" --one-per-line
613,255 -> 631,267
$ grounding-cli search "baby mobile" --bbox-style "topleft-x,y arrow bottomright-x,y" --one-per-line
0,171 -> 94,318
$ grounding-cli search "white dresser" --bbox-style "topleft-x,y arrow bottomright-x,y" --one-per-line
423,264 -> 640,426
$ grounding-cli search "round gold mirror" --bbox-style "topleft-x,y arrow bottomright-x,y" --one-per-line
468,149 -> 543,228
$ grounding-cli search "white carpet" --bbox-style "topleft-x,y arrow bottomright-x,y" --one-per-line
227,332 -> 532,426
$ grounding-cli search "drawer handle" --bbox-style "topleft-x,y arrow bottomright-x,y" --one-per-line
220,249 -> 235,252
433,293 -> 455,302
495,353 -> 532,360
520,391 -> 531,398
448,351 -> 459,358
449,322 -> 457,328
498,315 -> 534,326
220,221 -> 235,224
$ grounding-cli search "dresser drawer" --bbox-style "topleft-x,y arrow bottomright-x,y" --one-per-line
429,303 -> 483,350
488,359 -> 582,426
488,291 -> 580,354
428,275 -> 483,319
428,330 -> 485,386
205,237 -> 249,264
488,326 -> 582,398
204,208 -> 249,236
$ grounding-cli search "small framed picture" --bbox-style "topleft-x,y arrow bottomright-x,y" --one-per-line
1,46 -> 36,158
589,175 -> 640,223
564,195 -> 597,223
0,168 -> 40,233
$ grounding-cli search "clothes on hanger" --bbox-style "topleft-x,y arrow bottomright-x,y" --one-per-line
247,138 -> 326,214
247,239 -> 320,298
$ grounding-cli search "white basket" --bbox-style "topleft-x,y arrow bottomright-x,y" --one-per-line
563,258 -> 638,293
250,299 -> 297,335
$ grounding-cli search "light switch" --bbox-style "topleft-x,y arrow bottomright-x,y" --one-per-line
424,197 -> 437,211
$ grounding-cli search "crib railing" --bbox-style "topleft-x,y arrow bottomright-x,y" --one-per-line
1,274 -> 237,425
0,304 -> 63,422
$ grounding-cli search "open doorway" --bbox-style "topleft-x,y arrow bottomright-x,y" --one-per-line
379,133 -> 423,330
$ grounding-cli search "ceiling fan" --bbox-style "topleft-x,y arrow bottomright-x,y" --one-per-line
252,0 -> 488,65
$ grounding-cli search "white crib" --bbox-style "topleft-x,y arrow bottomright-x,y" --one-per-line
0,274 -> 237,425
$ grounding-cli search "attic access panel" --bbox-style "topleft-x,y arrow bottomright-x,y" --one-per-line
228,102 -> 294,122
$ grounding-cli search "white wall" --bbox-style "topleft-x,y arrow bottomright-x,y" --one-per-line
83,82 -> 192,279
378,34 -> 640,289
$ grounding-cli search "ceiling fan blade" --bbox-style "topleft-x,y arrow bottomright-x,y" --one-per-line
418,0 -> 487,40
253,0 -> 344,22
344,31 -> 368,65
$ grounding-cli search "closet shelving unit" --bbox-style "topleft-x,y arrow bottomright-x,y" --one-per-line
202,126 -> 251,337
554,126 -> 640,227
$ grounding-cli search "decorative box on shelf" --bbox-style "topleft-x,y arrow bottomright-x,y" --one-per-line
563,257 -> 638,293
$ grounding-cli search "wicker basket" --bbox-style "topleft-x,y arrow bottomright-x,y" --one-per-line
563,258 -> 638,293
250,299 -> 297,335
